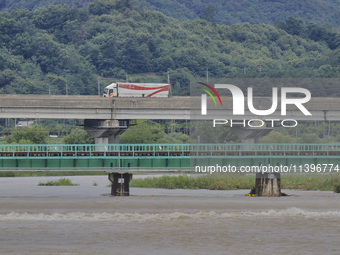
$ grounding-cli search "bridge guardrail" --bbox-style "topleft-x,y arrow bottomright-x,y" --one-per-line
1,143 -> 340,157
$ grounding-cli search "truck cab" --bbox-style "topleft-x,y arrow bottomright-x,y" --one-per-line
103,83 -> 117,97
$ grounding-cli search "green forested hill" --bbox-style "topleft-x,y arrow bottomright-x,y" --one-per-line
1,0 -> 340,28
0,0 -> 339,96
169,0 -> 340,26
140,0 -> 340,28
0,0 -> 92,11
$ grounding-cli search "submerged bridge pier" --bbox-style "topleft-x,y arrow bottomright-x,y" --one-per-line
108,172 -> 132,196
254,173 -> 281,196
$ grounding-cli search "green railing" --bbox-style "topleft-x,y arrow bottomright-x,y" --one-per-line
190,143 -> 340,153
0,144 -> 190,152
0,143 -> 340,157
0,143 -> 340,170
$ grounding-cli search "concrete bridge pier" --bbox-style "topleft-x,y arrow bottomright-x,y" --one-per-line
254,173 -> 281,196
95,137 -> 119,144
84,119 -> 129,144
108,173 -> 132,196
231,127 -> 273,144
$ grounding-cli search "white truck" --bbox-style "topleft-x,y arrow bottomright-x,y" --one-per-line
103,82 -> 169,97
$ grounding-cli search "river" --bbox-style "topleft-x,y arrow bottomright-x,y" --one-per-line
0,176 -> 339,254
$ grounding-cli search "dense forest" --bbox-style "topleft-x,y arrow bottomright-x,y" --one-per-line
0,0 -> 92,11
0,0 -> 340,143
0,0 -> 339,96
2,0 -> 340,28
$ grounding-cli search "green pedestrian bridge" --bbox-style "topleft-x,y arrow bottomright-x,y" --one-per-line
1,143 -> 340,171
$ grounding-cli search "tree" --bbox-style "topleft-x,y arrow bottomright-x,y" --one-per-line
63,129 -> 94,144
7,126 -> 48,144
88,0 -> 117,16
158,132 -> 190,144
299,133 -> 321,143
119,120 -> 166,143
259,131 -> 295,143
190,121 -> 239,143
46,73 -> 67,94
55,124 -> 63,137
278,16 -> 304,36
115,0 -> 133,12
0,0 -> 5,9
203,4 -> 215,22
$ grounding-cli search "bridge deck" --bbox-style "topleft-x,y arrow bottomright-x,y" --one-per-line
1,95 -> 340,120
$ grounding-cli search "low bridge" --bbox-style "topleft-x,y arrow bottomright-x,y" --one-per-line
1,143 -> 340,195
1,143 -> 340,170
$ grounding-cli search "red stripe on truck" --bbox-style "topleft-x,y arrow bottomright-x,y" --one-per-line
146,87 -> 169,97
118,84 -> 169,91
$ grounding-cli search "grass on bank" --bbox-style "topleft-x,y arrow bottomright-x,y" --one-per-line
38,178 -> 78,186
130,174 -> 340,193
131,174 -> 254,190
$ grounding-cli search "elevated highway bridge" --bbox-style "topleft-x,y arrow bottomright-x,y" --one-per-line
0,94 -> 340,121
1,94 -> 340,144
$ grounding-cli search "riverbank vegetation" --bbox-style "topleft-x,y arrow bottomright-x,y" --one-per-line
38,178 -> 78,186
130,174 -> 340,192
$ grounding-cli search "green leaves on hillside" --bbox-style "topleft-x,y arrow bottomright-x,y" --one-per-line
275,17 -> 340,50
2,0 -> 340,28
0,1 -> 339,96
0,10 -> 96,94
142,0 -> 340,28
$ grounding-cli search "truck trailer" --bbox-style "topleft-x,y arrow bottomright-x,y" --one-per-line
103,82 -> 169,97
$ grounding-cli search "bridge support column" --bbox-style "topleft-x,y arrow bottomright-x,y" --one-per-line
231,127 -> 273,144
254,173 -> 281,197
84,119 -> 129,144
95,135 -> 119,145
108,173 -> 132,196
